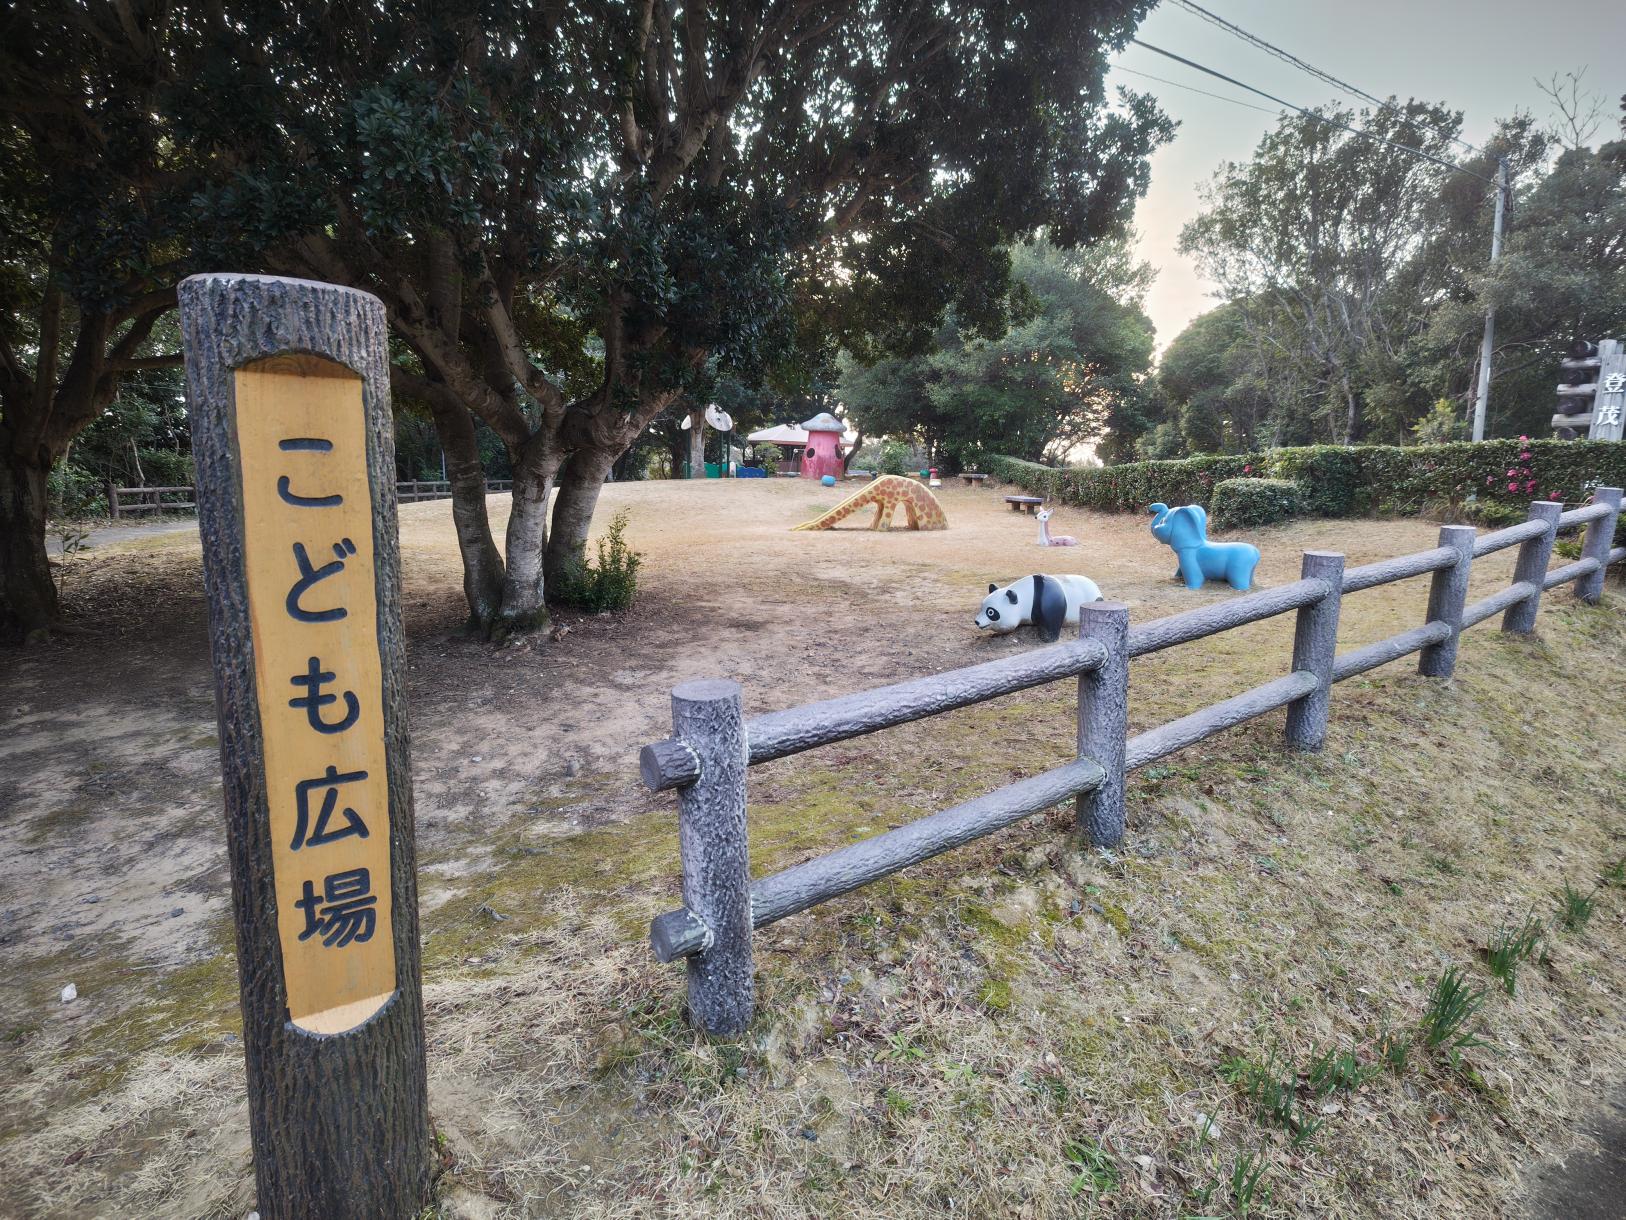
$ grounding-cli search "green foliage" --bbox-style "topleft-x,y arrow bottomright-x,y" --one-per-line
1412,400 -> 1468,445
1063,1137 -> 1119,1196
987,439 -> 1626,520
1265,446 -> 1365,517
837,237 -> 1159,467
1304,1045 -> 1375,1097
985,453 -> 1251,513
1223,1051 -> 1321,1145
874,441 -> 913,477
1155,299 -> 1279,453
1419,967 -> 1487,1064
753,443 -> 783,476
1557,883 -> 1596,933
1376,1027 -> 1412,1074
1229,1148 -> 1270,1216
1210,478 -> 1301,530
46,465 -> 108,520
554,511 -> 641,614
1485,915 -> 1544,996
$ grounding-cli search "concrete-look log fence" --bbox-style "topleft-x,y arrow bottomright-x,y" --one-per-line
640,490 -> 1626,1035
106,478 -> 513,517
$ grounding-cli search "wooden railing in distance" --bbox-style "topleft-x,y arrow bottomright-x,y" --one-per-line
109,479 -> 515,516
640,488 -> 1626,1035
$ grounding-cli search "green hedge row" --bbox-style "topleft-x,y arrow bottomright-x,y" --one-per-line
1211,478 -> 1300,530
986,440 -> 1626,523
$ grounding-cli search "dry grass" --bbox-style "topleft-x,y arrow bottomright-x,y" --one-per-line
2,481 -> 1624,1218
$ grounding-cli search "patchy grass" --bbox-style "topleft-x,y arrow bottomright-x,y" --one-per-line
4,496 -> 1626,1219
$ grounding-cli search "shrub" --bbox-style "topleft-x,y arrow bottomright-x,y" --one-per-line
874,440 -> 912,476
754,443 -> 783,476
1265,445 -> 1364,516
1211,478 -> 1301,530
47,462 -> 107,519
555,509 -> 641,613
986,439 -> 1626,521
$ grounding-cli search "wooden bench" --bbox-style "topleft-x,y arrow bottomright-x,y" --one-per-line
1005,495 -> 1043,514
961,472 -> 988,486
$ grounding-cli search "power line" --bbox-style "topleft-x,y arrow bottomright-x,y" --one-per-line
1168,0 -> 1481,155
1114,64 -> 1278,115
1128,38 -> 1500,187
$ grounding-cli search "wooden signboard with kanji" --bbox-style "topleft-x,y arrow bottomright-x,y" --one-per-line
180,275 -> 429,1220
1591,340 -> 1625,442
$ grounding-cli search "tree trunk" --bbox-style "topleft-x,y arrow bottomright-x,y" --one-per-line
0,447 -> 59,643
545,445 -> 618,593
687,414 -> 706,478
493,437 -> 559,638
426,401 -> 505,631
1340,372 -> 1363,445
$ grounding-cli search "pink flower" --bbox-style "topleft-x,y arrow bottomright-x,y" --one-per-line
1508,482 -> 1519,491
1486,476 -> 1494,485
1506,469 -> 1516,476
1243,464 -> 1252,473
1519,435 -> 1529,442
1520,452 -> 1531,461
1525,481 -> 1537,492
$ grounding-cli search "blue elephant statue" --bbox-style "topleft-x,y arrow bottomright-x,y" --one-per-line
1148,502 -> 1261,592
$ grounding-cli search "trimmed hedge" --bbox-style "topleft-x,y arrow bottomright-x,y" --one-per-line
1211,478 -> 1300,530
984,453 -> 1252,512
986,440 -> 1626,521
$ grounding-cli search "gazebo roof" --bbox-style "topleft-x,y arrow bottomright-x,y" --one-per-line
746,424 -> 807,446
800,411 -> 845,433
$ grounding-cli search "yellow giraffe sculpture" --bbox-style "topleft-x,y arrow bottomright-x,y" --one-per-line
793,474 -> 949,531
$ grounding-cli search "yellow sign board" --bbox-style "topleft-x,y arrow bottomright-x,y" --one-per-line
235,354 -> 395,1034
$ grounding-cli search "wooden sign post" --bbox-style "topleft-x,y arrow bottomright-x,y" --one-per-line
1592,340 -> 1625,442
179,274 -> 430,1218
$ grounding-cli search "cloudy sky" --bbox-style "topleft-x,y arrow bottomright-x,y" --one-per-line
1109,0 -> 1626,355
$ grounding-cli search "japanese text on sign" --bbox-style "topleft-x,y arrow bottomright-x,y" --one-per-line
236,354 -> 395,1034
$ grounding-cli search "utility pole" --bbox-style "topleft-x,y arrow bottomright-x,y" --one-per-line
1471,157 -> 1511,441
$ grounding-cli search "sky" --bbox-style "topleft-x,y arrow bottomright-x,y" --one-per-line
1109,0 -> 1626,357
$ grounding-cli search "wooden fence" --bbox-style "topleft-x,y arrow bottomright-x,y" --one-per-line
638,490 -> 1626,1035
108,479 -> 513,517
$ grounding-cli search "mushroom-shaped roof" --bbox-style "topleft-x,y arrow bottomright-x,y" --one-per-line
801,411 -> 845,433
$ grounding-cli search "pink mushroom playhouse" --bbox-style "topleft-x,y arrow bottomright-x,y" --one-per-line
798,412 -> 846,481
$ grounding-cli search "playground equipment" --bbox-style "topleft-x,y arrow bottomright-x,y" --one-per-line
975,573 -> 1105,642
1149,502 -> 1260,592
820,474 -> 836,487
1036,507 -> 1078,547
793,473 -> 948,531
799,412 -> 846,481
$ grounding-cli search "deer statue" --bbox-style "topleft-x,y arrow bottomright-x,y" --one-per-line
1036,506 -> 1078,547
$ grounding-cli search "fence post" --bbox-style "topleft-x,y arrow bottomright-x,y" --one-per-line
1418,524 -> 1477,678
1285,551 -> 1343,751
1076,602 -> 1129,847
670,678 -> 754,1036
1577,486 -> 1623,604
1503,500 -> 1563,635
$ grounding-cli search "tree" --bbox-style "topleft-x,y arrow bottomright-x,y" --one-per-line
1180,100 -> 1469,444
838,236 -> 1159,466
1,6 -> 192,640
1155,301 -> 1279,453
165,0 -> 1167,635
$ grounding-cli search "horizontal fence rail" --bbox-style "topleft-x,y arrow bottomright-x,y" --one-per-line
640,487 -> 1626,1035
108,479 -> 514,517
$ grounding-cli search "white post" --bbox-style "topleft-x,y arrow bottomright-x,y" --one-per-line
1471,158 -> 1510,442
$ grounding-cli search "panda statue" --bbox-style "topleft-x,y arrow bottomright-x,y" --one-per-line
975,573 -> 1104,643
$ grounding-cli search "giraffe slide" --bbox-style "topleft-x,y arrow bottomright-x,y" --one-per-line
792,474 -> 949,531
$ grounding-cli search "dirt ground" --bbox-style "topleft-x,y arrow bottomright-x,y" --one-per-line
2,477 -> 1624,1218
